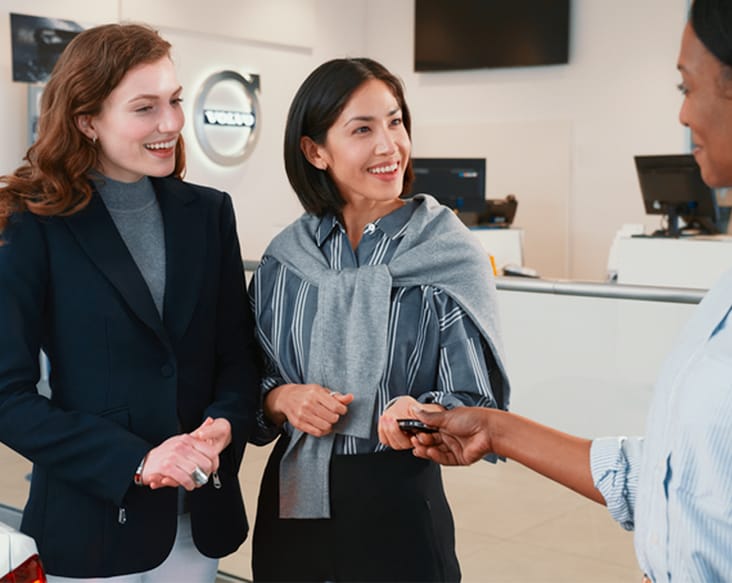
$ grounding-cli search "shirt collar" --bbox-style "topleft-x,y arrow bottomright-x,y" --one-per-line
314,200 -> 419,248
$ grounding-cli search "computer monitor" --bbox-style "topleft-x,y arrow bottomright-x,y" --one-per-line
634,154 -> 720,237
407,158 -> 486,213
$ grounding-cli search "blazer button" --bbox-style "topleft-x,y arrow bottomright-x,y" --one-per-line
161,364 -> 174,377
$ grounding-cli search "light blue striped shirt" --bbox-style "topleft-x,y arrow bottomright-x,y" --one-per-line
250,201 -> 501,454
591,267 -> 732,582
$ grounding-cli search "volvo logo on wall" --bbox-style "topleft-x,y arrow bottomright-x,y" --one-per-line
193,70 -> 260,166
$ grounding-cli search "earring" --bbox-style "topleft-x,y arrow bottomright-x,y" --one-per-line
92,135 -> 97,145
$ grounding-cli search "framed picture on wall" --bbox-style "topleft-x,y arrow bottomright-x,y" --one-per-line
10,13 -> 83,83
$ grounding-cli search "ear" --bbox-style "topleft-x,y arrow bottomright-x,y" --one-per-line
722,65 -> 732,99
75,114 -> 97,141
300,136 -> 329,170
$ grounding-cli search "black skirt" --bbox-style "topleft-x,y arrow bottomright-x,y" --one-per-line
252,436 -> 461,582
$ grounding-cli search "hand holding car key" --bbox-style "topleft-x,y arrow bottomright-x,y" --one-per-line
397,418 -> 438,434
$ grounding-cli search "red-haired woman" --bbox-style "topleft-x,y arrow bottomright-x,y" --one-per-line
0,23 -> 258,582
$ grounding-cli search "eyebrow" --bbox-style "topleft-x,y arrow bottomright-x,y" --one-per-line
128,86 -> 183,103
343,107 -> 402,126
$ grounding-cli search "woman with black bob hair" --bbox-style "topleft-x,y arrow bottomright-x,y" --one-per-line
248,57 -> 510,582
283,58 -> 415,217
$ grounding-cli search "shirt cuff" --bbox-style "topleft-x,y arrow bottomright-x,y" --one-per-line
590,436 -> 637,531
418,392 -> 463,410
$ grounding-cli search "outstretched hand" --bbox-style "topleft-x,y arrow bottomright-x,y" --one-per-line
409,406 -> 497,465
377,396 -> 444,450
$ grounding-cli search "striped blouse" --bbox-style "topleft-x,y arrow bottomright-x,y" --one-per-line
249,200 -> 500,454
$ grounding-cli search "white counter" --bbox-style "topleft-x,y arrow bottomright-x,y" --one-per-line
615,235 -> 732,289
496,278 -> 699,437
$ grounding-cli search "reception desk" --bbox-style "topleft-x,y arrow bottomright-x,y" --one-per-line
469,227 -> 524,270
615,234 -> 732,289
495,278 -> 700,436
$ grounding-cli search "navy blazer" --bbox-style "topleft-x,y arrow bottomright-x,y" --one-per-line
0,176 -> 259,577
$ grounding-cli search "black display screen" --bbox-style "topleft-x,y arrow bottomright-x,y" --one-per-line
414,0 -> 570,72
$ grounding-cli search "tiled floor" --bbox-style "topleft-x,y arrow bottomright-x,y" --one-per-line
1,442 -> 642,582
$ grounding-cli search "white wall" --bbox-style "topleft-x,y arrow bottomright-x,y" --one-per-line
0,0 -> 368,261
364,0 -> 689,280
1,0 -> 690,279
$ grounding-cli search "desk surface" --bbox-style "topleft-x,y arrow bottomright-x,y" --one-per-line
615,235 -> 732,289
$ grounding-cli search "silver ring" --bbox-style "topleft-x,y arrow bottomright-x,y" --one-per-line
191,466 -> 209,487
329,391 -> 338,397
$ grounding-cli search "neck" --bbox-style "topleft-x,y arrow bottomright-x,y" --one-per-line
341,198 -> 405,249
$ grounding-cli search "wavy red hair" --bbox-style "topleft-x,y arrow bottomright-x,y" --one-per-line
0,23 -> 186,238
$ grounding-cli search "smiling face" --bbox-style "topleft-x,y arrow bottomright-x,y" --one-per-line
77,57 -> 184,183
302,78 -> 411,213
678,23 -> 732,188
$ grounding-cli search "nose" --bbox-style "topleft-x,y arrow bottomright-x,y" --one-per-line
374,125 -> 397,155
678,96 -> 689,128
159,103 -> 185,133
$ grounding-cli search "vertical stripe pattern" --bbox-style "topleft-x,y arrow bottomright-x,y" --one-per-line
250,203 -> 500,455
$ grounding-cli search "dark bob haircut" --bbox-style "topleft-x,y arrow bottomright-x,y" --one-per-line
283,58 -> 414,217
690,0 -> 732,68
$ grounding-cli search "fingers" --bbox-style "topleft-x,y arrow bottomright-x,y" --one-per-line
143,434 -> 218,491
331,392 -> 355,406
377,396 -> 426,450
411,441 -> 461,465
281,386 -> 352,437
377,415 -> 414,451
410,405 -> 447,428
191,417 -> 232,458
192,416 -> 215,439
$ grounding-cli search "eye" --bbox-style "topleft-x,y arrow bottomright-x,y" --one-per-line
135,105 -> 154,113
171,97 -> 184,106
676,82 -> 689,96
390,117 -> 403,126
354,126 -> 370,134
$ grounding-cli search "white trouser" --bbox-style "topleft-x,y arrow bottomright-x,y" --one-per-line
46,513 -> 218,583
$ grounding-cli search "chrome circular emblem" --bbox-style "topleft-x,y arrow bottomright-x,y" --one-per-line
193,70 -> 260,166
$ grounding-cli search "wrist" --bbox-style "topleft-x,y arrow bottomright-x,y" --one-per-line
264,385 -> 288,426
133,455 -> 147,487
490,409 -> 510,458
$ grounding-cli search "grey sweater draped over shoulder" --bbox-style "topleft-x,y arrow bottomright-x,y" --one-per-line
263,194 -> 510,518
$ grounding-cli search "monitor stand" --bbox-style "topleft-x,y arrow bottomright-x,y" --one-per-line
650,205 -> 681,238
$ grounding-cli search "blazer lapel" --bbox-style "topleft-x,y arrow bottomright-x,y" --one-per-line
63,192 -> 169,344
154,178 -> 205,345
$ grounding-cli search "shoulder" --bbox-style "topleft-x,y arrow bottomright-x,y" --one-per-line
263,212 -> 320,255
407,195 -> 480,243
0,211 -> 48,280
152,176 -> 232,208
255,254 -> 288,283
1,210 -> 44,248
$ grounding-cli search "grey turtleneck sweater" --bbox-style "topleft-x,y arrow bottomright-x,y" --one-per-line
94,174 -> 166,317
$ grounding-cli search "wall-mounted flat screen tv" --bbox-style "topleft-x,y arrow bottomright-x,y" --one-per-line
414,0 -> 571,72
